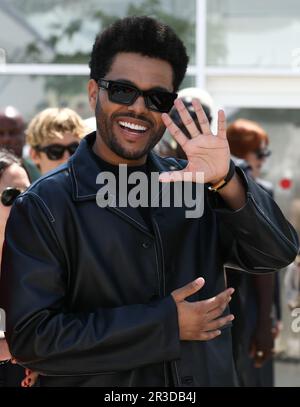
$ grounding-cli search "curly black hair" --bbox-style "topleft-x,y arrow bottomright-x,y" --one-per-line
89,16 -> 189,91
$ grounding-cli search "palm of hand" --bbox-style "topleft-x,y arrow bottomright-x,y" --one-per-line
182,134 -> 230,184
160,98 -> 230,184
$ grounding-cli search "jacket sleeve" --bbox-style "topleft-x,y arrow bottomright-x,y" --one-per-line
0,193 -> 180,375
208,167 -> 299,273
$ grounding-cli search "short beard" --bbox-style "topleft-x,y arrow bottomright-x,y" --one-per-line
95,99 -> 165,161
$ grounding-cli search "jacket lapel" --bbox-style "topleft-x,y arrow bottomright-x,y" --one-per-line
69,132 -> 181,236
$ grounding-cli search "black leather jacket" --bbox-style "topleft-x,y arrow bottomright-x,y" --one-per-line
0,132 -> 298,387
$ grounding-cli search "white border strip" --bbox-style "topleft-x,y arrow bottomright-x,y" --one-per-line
0,64 -> 197,76
1,64 -> 300,78
205,67 -> 300,77
0,64 -> 90,75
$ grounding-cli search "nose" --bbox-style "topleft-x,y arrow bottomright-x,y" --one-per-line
62,149 -> 71,160
127,95 -> 148,115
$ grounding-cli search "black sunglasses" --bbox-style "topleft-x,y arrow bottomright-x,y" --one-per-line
35,142 -> 79,161
0,187 -> 23,206
98,79 -> 177,113
255,149 -> 271,159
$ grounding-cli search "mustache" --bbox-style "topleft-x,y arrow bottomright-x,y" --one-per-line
112,112 -> 154,128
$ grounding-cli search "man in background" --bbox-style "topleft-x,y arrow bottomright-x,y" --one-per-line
0,106 -> 40,181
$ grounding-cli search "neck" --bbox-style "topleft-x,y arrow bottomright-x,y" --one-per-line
93,132 -> 147,166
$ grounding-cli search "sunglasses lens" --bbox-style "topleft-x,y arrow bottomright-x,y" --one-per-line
68,143 -> 79,156
1,188 -> 21,206
101,79 -> 177,113
40,143 -> 80,160
147,92 -> 176,113
109,83 -> 136,105
256,149 -> 271,159
46,146 -> 65,160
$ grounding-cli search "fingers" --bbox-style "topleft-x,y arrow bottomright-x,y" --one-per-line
253,351 -> 268,368
206,296 -> 232,320
201,287 -> 234,313
192,98 -> 211,135
194,313 -> 234,342
28,371 -> 39,386
21,371 -> 39,387
249,343 -> 273,367
171,277 -> 205,302
217,109 -> 227,140
21,375 -> 33,387
173,98 -> 201,138
161,112 -> 189,147
204,314 -> 234,332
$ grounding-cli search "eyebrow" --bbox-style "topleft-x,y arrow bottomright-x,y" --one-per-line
114,78 -> 171,93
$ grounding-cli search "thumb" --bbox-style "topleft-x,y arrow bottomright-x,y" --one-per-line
172,277 -> 205,302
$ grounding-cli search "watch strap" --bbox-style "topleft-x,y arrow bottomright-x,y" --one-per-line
208,160 -> 236,192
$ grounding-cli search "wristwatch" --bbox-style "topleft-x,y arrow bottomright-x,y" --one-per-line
208,160 -> 236,192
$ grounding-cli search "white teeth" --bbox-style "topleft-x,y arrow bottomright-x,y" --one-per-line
118,121 -> 147,131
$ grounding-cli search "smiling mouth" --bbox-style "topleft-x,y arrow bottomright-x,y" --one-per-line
118,120 -> 149,134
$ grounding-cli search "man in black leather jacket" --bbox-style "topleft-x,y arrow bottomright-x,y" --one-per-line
0,16 -> 298,387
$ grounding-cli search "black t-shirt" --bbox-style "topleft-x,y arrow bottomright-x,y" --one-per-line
91,149 -> 176,385
91,151 -> 153,232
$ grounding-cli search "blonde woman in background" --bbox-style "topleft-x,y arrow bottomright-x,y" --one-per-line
26,108 -> 87,175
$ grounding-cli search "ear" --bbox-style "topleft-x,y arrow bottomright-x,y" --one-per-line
88,79 -> 98,110
29,147 -> 41,167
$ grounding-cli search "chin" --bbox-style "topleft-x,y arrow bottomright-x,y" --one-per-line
121,151 -> 147,161
112,143 -> 149,161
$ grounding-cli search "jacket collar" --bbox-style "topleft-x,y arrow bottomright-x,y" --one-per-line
69,131 -> 180,201
68,131 -> 181,235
